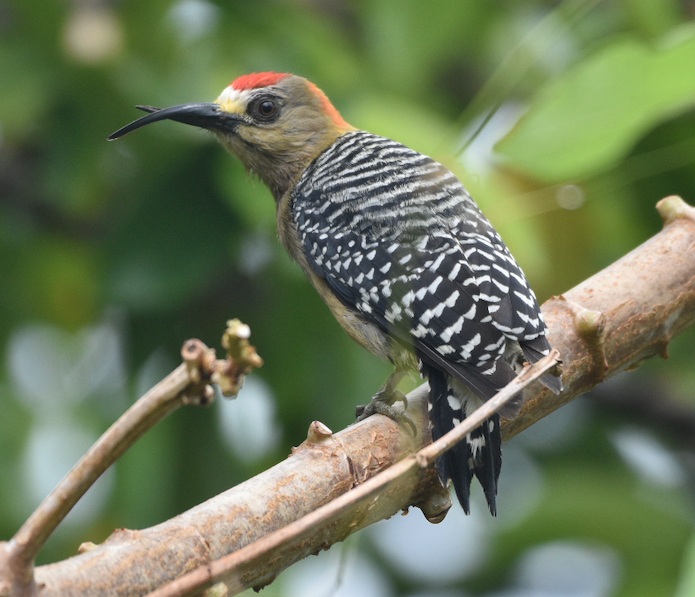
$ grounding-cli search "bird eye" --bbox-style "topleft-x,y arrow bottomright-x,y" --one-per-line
253,98 -> 279,120
259,101 -> 276,116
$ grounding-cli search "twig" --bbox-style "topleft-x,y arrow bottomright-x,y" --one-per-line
145,352 -> 559,597
417,351 -> 560,466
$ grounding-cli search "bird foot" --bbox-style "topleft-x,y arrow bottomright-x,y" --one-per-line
355,387 -> 416,435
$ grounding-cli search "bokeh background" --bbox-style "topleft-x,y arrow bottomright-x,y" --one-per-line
2,1 -> 695,595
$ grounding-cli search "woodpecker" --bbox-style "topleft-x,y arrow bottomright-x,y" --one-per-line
110,72 -> 562,515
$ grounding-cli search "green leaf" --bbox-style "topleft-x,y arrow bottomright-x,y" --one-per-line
496,24 -> 695,182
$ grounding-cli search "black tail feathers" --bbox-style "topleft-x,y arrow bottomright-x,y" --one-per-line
426,366 -> 502,515
521,339 -> 563,395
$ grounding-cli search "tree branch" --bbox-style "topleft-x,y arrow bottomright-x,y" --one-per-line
502,195 -> 695,440
144,352 -> 559,597
2,196 -> 694,597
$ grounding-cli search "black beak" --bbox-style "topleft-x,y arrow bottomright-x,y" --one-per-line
108,102 -> 235,140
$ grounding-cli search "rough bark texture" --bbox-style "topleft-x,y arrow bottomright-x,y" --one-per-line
502,195 -> 695,439
12,196 -> 695,596
34,393 -> 445,597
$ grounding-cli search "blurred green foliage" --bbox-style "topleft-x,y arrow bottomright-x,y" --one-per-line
497,25 -> 695,180
1,0 -> 695,595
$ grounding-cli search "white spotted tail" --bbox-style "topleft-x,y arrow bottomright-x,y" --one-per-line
425,364 -> 502,514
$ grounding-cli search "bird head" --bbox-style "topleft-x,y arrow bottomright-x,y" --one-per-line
109,72 -> 356,199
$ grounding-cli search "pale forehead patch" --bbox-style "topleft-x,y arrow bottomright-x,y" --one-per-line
215,86 -> 251,115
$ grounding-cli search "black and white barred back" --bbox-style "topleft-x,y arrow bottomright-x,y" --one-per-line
292,131 -> 561,514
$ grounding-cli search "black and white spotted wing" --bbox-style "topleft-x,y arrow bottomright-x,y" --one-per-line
292,131 -> 554,397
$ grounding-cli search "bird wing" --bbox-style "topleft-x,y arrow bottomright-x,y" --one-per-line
292,131 -> 554,398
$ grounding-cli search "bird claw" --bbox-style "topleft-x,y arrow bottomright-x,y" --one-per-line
355,389 -> 416,435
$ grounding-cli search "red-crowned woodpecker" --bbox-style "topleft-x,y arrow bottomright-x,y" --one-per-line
110,72 -> 562,515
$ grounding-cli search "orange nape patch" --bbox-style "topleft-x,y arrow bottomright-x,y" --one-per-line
306,81 -> 354,132
232,72 -> 290,91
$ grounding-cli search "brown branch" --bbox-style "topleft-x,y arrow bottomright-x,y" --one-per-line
3,196 -> 695,597
147,352 -> 558,597
31,386 -> 441,597
502,195 -> 695,439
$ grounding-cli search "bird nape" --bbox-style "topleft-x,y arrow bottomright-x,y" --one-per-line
110,72 -> 562,515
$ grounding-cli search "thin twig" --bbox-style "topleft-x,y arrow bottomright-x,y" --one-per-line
10,364 -> 191,563
417,351 -> 559,466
